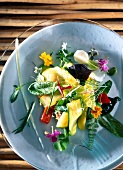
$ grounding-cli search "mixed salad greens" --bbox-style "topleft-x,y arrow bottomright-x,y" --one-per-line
11,42 -> 123,151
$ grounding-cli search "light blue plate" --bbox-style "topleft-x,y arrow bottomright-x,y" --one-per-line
0,21 -> 123,170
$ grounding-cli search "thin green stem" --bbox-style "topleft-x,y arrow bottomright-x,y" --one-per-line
15,38 -> 44,149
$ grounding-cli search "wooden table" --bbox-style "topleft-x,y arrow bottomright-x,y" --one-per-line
0,0 -> 123,169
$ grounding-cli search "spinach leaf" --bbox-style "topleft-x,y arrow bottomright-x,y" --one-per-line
28,82 -> 57,95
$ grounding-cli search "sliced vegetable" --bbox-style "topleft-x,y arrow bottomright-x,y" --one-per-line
41,106 -> 55,124
98,93 -> 110,104
56,112 -> 68,128
67,99 -> 82,136
57,78 -> 72,97
42,66 -> 78,86
74,50 -> 89,64
40,92 -> 62,107
78,107 -> 87,130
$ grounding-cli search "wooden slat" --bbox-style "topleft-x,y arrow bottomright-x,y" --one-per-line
0,168 -> 34,170
0,148 -> 14,154
0,66 -> 4,72
0,160 -> 32,168
1,28 -> 123,39
0,154 -> 22,160
1,2 -> 123,11
0,8 -> 78,15
0,0 -> 76,4
0,0 -> 116,4
0,12 -> 123,21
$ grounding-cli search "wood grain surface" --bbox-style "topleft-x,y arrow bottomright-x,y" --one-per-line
0,0 -> 123,169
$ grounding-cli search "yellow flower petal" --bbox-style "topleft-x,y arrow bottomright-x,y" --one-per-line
39,52 -> 53,66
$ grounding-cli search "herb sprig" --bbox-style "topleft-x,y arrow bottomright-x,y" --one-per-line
12,102 -> 35,134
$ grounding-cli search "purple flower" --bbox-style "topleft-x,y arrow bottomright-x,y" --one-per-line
98,59 -> 109,72
45,129 -> 61,143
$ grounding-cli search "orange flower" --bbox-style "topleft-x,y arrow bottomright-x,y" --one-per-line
91,106 -> 102,119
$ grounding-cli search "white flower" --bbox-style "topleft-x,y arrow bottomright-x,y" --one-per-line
36,74 -> 44,83
34,66 -> 42,74
62,42 -> 67,50
74,50 -> 89,64
34,67 -> 38,73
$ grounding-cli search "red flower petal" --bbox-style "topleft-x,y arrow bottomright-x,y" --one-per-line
98,93 -> 110,104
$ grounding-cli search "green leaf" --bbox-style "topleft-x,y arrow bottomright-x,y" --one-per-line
57,49 -> 73,67
54,141 -> 63,151
28,81 -> 57,96
87,118 -> 99,150
55,105 -> 68,112
58,134 -> 65,140
95,80 -> 112,98
99,114 -> 123,137
55,98 -> 69,112
12,102 -> 35,134
98,116 -> 115,134
64,128 -> 69,137
107,67 -> 117,76
105,114 -> 123,137
10,85 -> 20,103
54,138 -> 69,151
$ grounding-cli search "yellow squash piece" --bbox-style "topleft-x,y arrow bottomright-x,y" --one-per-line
78,108 -> 87,130
42,66 -> 78,86
67,99 -> 82,136
56,112 -> 68,128
40,92 -> 62,107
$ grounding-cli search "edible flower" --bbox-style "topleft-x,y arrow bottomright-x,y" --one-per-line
62,42 -> 67,50
98,59 -> 109,72
34,66 -> 42,74
44,126 -> 60,142
36,74 -> 44,83
91,106 -> 102,119
39,52 -> 53,66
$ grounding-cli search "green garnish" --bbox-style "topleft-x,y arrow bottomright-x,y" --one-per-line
12,102 -> 35,134
107,67 -> 117,76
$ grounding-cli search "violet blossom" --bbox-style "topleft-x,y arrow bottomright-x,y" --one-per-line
98,59 -> 109,72
45,127 -> 61,143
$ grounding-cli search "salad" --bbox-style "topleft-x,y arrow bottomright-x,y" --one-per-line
11,42 -> 123,152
